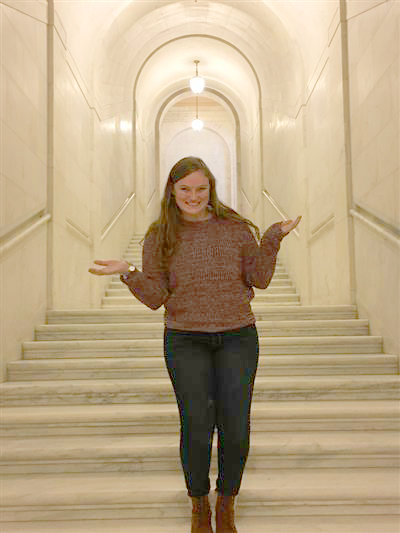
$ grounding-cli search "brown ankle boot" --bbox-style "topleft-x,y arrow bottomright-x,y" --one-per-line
215,493 -> 238,533
191,495 -> 214,533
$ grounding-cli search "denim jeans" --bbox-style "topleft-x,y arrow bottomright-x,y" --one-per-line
163,324 -> 259,497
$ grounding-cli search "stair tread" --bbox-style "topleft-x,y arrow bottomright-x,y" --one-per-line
2,431 -> 399,459
23,336 -> 383,347
36,319 -> 369,330
34,321 -> 372,340
10,353 -> 397,367
2,400 -> 399,421
3,469 -> 399,506
2,374 -> 399,388
46,305 -> 359,323
2,516 -> 400,533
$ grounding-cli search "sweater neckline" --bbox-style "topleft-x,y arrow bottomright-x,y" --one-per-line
181,212 -> 215,225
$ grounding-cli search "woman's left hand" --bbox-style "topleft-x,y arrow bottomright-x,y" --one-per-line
280,215 -> 302,236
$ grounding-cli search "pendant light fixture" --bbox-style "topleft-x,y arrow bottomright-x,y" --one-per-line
190,60 -> 205,94
192,95 -> 204,131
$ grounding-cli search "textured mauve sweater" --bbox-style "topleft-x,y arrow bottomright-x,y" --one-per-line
121,214 -> 285,332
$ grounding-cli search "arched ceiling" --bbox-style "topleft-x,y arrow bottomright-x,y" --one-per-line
161,95 -> 234,145
54,0 -> 338,117
135,35 -> 260,133
94,1 -> 297,110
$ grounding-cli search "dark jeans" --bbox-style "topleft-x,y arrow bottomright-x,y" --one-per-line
164,324 -> 259,497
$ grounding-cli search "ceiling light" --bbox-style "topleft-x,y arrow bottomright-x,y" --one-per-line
192,118 -> 204,131
191,95 -> 204,131
190,60 -> 205,94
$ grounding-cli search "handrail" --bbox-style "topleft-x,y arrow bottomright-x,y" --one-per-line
241,188 -> 252,209
309,214 -> 335,243
262,190 -> 300,237
350,205 -> 400,248
101,192 -> 136,242
0,210 -> 51,257
65,218 -> 93,246
147,188 -> 156,208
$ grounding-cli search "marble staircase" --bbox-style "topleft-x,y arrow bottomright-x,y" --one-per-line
1,234 -> 399,532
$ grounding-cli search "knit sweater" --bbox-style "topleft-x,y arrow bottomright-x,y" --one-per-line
121,213 -> 285,332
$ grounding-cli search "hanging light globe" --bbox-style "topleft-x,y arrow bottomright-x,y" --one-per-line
192,118 -> 204,131
190,75 -> 205,94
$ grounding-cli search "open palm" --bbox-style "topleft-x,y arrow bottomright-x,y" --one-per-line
88,260 -> 129,276
280,216 -> 302,236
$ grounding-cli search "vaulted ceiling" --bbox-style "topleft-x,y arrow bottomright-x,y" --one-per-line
54,0 -> 338,117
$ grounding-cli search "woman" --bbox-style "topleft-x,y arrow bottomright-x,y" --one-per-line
89,156 -> 301,533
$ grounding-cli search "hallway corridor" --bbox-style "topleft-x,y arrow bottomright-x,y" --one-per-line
1,0 -> 399,531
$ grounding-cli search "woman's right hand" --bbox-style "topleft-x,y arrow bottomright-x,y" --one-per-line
88,260 -> 130,276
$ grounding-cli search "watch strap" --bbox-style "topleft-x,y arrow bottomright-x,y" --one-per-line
121,263 -> 135,282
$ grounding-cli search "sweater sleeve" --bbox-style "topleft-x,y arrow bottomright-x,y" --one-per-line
241,222 -> 285,289
120,227 -> 170,310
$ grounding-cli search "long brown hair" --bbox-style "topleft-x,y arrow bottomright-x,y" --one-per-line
146,156 -> 260,270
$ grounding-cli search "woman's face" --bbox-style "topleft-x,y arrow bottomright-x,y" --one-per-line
173,170 -> 211,221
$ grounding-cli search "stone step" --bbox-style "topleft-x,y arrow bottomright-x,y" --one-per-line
8,353 -> 398,381
2,431 -> 399,474
21,336 -> 383,359
2,515 -> 400,533
2,469 -> 399,521
2,400 -> 399,437
1,375 -> 399,406
101,293 -> 301,306
34,320 -> 370,341
46,305 -> 359,324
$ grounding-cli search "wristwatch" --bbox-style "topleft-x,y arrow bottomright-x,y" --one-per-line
121,263 -> 136,282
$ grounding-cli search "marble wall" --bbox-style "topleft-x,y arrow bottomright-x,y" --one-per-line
51,27 -> 93,308
347,0 -> 399,354
262,4 -> 350,306
263,0 -> 399,354
304,8 -> 351,306
50,4 -> 135,309
134,108 -> 157,235
0,1 -> 48,382
0,0 -> 136,381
